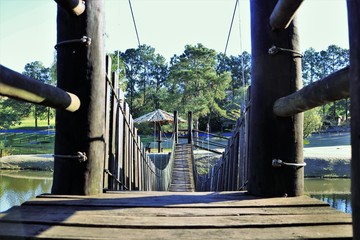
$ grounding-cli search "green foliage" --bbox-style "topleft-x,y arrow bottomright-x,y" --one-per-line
22,61 -> 53,128
167,44 -> 231,120
304,108 -> 323,139
0,97 -> 31,129
118,45 -> 168,117
302,45 -> 350,126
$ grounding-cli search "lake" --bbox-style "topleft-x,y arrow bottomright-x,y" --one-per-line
0,170 -> 352,213
0,170 -> 53,212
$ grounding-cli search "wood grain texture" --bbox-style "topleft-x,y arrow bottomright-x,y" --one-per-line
0,191 -> 352,239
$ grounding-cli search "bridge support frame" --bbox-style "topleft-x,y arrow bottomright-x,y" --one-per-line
347,0 -> 360,237
248,0 -> 303,197
52,1 -> 106,195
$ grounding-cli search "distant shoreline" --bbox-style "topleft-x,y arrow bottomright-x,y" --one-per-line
0,147 -> 351,178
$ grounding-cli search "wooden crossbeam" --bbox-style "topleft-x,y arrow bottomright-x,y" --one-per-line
0,64 -> 80,112
270,0 -> 304,30
273,67 -> 349,117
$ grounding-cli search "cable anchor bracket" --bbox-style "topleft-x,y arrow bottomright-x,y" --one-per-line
55,36 -> 92,50
53,152 -> 87,162
272,159 -> 306,168
268,45 -> 303,58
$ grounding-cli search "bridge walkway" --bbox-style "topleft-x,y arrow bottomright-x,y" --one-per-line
168,143 -> 195,192
0,191 -> 352,239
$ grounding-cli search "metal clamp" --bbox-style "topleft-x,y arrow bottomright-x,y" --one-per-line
272,159 -> 306,168
55,36 -> 92,49
268,45 -> 303,58
53,152 -> 87,162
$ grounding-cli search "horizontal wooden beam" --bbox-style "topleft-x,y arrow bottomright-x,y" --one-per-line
270,0 -> 304,30
273,67 -> 350,117
0,64 -> 80,112
54,0 -> 85,16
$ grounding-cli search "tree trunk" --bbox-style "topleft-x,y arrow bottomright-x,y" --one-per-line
34,106 -> 38,129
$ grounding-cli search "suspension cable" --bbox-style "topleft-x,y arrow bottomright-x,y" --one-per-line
128,0 -> 141,47
237,0 -> 247,114
224,0 -> 239,55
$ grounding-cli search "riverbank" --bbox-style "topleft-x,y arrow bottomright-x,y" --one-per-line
0,151 -> 350,177
0,154 -> 53,171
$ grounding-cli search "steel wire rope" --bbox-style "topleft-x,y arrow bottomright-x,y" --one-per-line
237,0 -> 247,114
224,0 -> 239,55
128,0 -> 141,47
105,76 -> 160,177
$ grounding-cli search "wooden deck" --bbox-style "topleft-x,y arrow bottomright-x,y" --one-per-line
0,191 -> 352,239
169,144 -> 195,192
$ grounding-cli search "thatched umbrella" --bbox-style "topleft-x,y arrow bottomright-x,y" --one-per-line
134,109 -> 184,152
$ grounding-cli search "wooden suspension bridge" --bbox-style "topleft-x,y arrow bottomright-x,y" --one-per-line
0,0 -> 358,238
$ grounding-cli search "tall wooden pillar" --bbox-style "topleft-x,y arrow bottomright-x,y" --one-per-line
52,1 -> 106,195
248,0 -> 303,197
347,0 -> 360,237
188,111 -> 193,144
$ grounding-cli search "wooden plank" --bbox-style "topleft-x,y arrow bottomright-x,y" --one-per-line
0,192 -> 352,239
1,205 -> 342,217
0,211 -> 351,228
0,223 -> 352,239
25,192 -> 330,208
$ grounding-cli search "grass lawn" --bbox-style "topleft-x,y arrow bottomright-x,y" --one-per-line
10,117 -> 55,130
1,117 -> 55,156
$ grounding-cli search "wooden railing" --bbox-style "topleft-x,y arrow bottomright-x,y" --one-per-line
103,56 -> 175,191
0,64 -> 80,112
192,115 -> 249,192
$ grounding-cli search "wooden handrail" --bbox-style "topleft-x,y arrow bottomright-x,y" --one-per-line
0,64 -> 80,112
270,0 -> 304,30
273,67 -> 350,117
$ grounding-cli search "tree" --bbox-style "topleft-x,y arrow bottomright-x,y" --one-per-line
303,108 -> 322,139
302,45 -> 350,125
0,97 -> 31,129
167,44 -> 231,125
22,61 -> 52,128
119,45 -> 169,117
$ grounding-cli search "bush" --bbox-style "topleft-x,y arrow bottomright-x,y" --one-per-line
304,108 -> 322,139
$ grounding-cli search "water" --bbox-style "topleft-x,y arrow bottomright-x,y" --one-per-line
0,170 -> 352,214
304,178 -> 351,213
0,170 -> 53,212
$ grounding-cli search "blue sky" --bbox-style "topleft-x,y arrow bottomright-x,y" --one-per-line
0,0 -> 349,73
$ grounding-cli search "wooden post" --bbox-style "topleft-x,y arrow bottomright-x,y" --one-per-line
188,111 -> 193,144
157,122 -> 162,153
0,65 -> 80,112
248,0 -> 303,197
347,0 -> 360,237
108,71 -> 119,190
52,1 -> 105,195
273,67 -> 350,116
174,111 -> 178,143
117,90 -> 125,190
103,56 -> 112,190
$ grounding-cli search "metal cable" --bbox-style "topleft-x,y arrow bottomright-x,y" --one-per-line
224,0 -> 239,54
128,0 -> 141,47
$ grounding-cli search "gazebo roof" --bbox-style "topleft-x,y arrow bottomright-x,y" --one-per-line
134,109 -> 185,124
